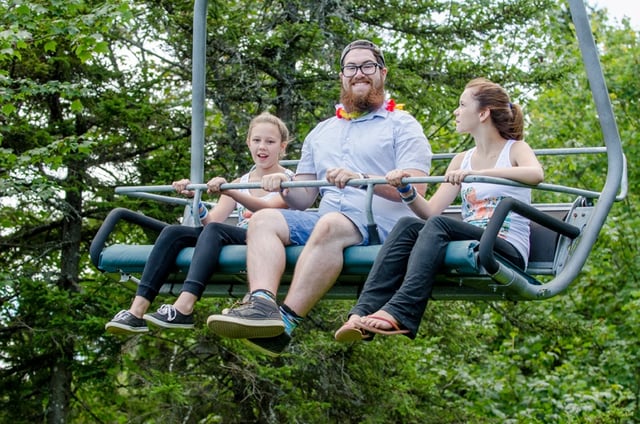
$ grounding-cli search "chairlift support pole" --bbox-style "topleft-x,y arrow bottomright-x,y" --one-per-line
183,0 -> 209,226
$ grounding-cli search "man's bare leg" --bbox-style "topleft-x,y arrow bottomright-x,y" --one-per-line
283,212 -> 362,317
245,209 -> 291,295
172,292 -> 199,316
207,211 -> 362,354
205,209 -> 290,338
242,212 -> 362,355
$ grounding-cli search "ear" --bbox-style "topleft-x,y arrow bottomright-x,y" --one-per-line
478,107 -> 491,123
279,141 -> 289,158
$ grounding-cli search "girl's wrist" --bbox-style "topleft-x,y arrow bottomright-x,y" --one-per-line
400,186 -> 418,204
198,201 -> 208,218
280,172 -> 294,193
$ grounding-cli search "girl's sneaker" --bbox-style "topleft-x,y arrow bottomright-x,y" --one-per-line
144,304 -> 195,329
105,310 -> 149,334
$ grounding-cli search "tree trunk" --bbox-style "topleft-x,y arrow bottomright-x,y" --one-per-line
46,161 -> 84,423
46,343 -> 73,424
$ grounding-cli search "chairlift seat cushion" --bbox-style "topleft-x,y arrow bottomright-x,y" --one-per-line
98,240 -> 482,276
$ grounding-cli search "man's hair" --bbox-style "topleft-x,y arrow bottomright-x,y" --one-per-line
340,40 -> 385,67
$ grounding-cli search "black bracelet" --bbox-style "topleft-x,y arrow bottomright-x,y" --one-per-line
400,186 -> 418,204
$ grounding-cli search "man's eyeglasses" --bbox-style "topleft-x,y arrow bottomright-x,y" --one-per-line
341,62 -> 381,77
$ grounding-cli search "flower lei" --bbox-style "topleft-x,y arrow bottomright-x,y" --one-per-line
335,99 -> 404,120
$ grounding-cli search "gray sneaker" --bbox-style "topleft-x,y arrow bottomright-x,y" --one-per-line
206,292 -> 285,339
144,304 -> 195,329
244,332 -> 292,357
105,310 -> 149,335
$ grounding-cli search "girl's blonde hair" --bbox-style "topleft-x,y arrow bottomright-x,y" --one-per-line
247,112 -> 290,145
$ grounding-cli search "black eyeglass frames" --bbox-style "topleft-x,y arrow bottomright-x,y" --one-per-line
341,62 -> 381,77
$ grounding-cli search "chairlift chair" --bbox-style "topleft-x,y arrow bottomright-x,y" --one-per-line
89,0 -> 627,301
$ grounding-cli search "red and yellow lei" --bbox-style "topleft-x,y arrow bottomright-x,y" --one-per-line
335,99 -> 404,120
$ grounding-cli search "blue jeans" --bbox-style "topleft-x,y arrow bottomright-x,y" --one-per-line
136,223 -> 246,301
350,215 -> 525,338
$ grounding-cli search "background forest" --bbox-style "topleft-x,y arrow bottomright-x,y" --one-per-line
1,0 -> 638,423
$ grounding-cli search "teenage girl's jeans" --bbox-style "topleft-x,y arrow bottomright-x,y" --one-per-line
349,215 -> 525,338
136,222 -> 246,301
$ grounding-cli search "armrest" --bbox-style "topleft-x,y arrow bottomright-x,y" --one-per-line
89,207 -> 169,269
478,197 -> 581,274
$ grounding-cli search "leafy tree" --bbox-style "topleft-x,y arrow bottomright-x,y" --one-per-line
1,0 -> 637,423
0,1 -> 193,422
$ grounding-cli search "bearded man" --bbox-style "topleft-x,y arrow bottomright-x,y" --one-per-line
206,40 -> 433,356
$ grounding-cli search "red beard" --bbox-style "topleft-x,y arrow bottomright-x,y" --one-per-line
340,77 -> 385,113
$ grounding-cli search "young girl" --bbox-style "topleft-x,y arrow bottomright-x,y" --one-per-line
106,112 -> 294,334
335,78 -> 544,341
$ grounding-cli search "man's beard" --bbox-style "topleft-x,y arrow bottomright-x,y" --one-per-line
340,78 -> 385,113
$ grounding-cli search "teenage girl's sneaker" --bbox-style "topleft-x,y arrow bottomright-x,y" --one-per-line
144,304 -> 195,329
105,310 -> 149,335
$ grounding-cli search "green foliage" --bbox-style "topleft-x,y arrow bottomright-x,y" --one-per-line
1,0 -> 639,423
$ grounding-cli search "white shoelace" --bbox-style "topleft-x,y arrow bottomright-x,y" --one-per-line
114,310 -> 133,321
157,304 -> 177,321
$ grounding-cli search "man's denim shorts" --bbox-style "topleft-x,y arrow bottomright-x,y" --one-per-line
279,210 -> 320,246
278,209 -> 371,246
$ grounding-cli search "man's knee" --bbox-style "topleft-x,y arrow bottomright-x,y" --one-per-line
249,209 -> 282,228
247,209 -> 288,239
311,213 -> 359,243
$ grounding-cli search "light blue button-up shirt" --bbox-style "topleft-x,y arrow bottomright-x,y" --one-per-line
296,104 -> 432,243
